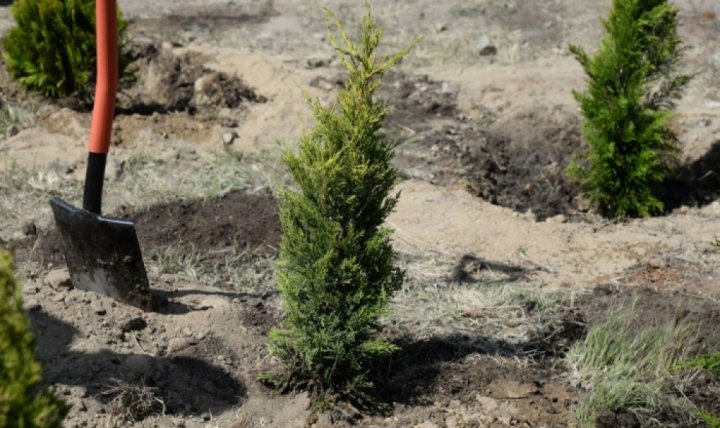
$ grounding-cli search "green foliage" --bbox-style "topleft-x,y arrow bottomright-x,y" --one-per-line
699,412 -> 720,428
673,352 -> 720,378
568,305 -> 696,426
268,3 -> 414,408
3,0 -> 129,98
568,0 -> 691,218
0,250 -> 68,427
674,352 -> 720,426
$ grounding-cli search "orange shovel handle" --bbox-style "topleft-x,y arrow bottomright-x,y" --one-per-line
88,0 -> 118,155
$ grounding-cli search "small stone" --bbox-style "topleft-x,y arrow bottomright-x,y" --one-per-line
309,76 -> 336,91
91,301 -> 106,316
306,57 -> 331,68
222,131 -> 238,146
447,399 -> 462,409
492,380 -> 539,399
475,35 -> 497,56
167,337 -> 195,354
648,258 -> 666,269
47,159 -> 73,175
546,214 -> 567,224
22,221 -> 37,236
414,422 -> 439,428
70,397 -> 87,412
476,395 -> 500,412
120,317 -> 147,333
440,81 -> 459,96
435,22 -> 448,33
161,41 -> 173,50
182,327 -> 193,337
44,269 -> 72,289
698,118 -> 712,127
124,354 -> 154,375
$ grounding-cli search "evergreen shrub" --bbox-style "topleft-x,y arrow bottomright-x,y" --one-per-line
3,0 -> 129,98
268,3 -> 414,408
0,250 -> 68,427
569,0 -> 691,218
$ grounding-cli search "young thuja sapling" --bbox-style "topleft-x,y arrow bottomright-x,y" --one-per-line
568,0 -> 691,218
266,2 -> 417,409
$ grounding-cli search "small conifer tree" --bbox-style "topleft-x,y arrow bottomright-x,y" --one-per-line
268,3 -> 414,407
2,0 -> 129,98
0,250 -> 68,427
568,0 -> 691,218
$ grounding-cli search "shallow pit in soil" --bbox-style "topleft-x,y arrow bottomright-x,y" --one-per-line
384,73 -> 720,221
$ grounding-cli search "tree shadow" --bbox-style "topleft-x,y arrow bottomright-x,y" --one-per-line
449,254 -> 532,285
373,310 -> 586,405
658,140 -> 720,211
30,310 -> 246,417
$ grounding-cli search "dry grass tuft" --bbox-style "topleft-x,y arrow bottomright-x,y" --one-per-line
100,379 -> 166,424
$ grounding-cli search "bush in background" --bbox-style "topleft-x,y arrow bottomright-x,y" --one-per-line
568,0 -> 691,218
2,0 -> 129,98
267,3 -> 414,408
0,250 -> 68,427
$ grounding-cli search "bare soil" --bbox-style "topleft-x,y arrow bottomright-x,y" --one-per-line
2,0 -> 720,427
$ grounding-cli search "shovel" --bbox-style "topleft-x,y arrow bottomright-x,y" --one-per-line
50,0 -> 153,311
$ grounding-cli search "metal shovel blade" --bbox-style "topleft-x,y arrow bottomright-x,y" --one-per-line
50,197 -> 154,311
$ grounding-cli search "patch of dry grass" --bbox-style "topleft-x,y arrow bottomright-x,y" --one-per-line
391,250 -> 574,344
100,379 -> 165,424
568,304 -> 701,427
148,244 -> 276,294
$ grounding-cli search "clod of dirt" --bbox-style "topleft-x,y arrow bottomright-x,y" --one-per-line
120,317 -> 148,333
240,300 -> 277,335
595,411 -> 641,428
115,43 -> 266,116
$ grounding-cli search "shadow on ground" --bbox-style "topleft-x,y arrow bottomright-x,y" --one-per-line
374,311 -> 586,406
659,140 -> 720,211
30,310 -> 246,417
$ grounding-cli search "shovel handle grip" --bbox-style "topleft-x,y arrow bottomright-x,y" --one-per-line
88,0 -> 118,155
83,0 -> 118,214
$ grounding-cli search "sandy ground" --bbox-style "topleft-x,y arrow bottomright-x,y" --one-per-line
1,0 -> 720,427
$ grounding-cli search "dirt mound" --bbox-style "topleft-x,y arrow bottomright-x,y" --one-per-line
116,43 -> 266,116
26,190 -> 281,269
